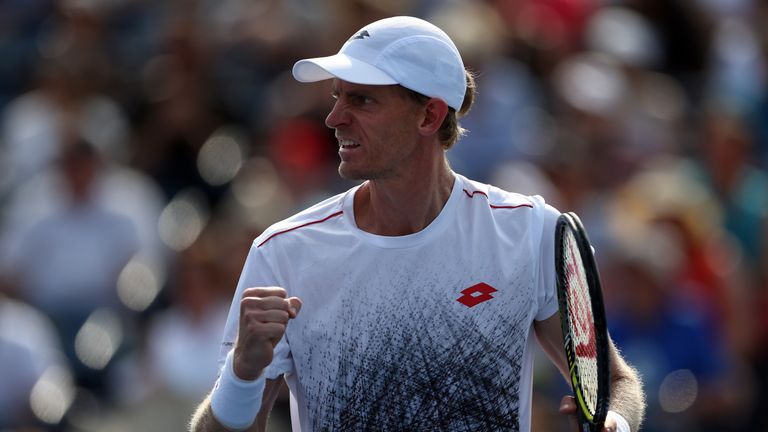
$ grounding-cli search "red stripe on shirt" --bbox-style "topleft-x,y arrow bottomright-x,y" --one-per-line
257,211 -> 344,248
462,188 -> 533,210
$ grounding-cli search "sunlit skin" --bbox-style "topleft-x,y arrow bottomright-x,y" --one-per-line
326,79 -> 453,236
327,79 -> 429,181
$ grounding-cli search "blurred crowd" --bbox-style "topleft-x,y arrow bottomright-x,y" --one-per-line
0,0 -> 766,431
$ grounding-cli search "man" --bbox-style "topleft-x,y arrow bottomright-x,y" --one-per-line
191,16 -> 645,432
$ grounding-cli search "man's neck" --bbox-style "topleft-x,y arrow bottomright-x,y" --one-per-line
353,161 -> 455,236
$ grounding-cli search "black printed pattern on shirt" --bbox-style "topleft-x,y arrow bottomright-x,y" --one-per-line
302,294 -> 526,432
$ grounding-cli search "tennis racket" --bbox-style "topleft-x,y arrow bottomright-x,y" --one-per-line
555,212 -> 610,432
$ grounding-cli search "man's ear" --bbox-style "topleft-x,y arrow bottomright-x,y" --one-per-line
418,98 -> 449,136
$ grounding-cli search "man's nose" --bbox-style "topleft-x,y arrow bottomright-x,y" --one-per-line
325,100 -> 349,129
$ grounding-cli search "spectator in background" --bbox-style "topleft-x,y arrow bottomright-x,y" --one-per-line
691,109 -> 768,431
109,229 -> 234,432
143,230 -> 230,402
0,4 -> 129,198
606,225 -> 745,431
131,13 -> 228,205
606,156 -> 757,431
0,139 -> 139,395
0,6 -> 169,286
692,110 -> 768,280
608,157 -> 754,353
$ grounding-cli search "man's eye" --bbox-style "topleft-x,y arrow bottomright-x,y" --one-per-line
352,95 -> 373,105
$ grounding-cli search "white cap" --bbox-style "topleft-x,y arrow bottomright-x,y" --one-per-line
292,16 -> 466,111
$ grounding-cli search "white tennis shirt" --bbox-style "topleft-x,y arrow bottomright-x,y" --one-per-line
219,173 -> 561,432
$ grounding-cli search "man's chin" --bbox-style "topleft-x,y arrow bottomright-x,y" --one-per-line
338,165 -> 365,181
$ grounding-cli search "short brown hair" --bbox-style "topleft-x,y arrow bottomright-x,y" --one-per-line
401,69 -> 477,149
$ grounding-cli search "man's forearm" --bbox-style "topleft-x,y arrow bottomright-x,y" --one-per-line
190,395 -> 239,432
189,394 -> 265,432
608,346 -> 646,431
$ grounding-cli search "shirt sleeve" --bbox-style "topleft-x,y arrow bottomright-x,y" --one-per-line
217,242 -> 295,379
533,196 -> 561,321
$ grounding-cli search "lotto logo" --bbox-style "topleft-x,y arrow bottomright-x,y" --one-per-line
456,283 -> 498,308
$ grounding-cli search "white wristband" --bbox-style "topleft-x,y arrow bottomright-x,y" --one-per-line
210,350 -> 265,431
607,410 -> 630,432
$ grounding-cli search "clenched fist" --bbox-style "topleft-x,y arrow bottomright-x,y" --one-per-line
233,287 -> 302,381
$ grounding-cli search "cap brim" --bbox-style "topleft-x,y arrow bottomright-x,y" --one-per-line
292,54 -> 398,85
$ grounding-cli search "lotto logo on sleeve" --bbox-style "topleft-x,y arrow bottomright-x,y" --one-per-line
456,283 -> 498,308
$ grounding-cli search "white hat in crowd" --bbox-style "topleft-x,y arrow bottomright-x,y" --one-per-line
292,16 -> 467,111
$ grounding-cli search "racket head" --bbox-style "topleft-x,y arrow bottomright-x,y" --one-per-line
555,212 -> 610,431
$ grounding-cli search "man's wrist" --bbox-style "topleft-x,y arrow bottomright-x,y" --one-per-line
232,348 -> 264,382
210,350 -> 266,430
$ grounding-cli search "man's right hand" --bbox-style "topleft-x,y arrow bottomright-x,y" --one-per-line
233,287 -> 302,381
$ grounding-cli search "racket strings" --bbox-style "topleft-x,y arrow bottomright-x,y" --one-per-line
563,232 -> 600,415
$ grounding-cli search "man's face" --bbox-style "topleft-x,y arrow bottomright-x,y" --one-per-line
326,79 -> 424,181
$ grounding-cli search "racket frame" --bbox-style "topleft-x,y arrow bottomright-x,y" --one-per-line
555,212 -> 611,432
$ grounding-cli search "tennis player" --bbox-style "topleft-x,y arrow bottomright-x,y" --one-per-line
190,16 -> 645,432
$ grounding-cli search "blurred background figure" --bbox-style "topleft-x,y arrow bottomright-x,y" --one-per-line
0,0 -> 766,430
605,224 -> 743,431
1,139 -> 139,398
691,109 -> 768,431
142,233 -> 229,403
692,110 -> 768,287
130,12 -> 227,204
603,156 -> 758,431
86,226 -> 237,432
0,3 -> 129,199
